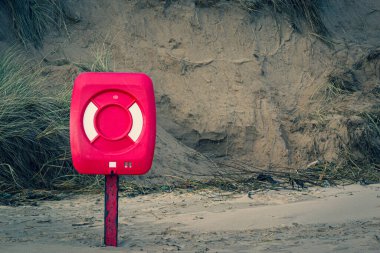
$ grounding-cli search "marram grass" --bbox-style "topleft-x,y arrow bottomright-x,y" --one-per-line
2,0 -> 67,48
0,48 -> 99,191
239,0 -> 328,36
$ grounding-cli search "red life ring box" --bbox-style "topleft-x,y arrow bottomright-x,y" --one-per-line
70,72 -> 156,175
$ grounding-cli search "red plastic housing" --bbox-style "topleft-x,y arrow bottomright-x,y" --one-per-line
70,72 -> 156,175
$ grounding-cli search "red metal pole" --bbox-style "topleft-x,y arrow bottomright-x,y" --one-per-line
104,174 -> 119,246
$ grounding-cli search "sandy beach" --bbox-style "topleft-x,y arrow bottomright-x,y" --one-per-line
1,184 -> 379,252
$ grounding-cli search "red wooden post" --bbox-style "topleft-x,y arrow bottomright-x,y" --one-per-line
104,174 -> 119,246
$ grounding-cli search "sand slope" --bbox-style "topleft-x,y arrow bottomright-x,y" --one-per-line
1,184 -> 379,252
31,0 -> 380,170
1,0 -> 379,174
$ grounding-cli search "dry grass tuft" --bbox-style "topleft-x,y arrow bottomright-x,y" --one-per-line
347,112 -> 380,165
324,69 -> 359,98
74,39 -> 115,72
353,48 -> 380,70
239,0 -> 328,36
312,68 -> 360,101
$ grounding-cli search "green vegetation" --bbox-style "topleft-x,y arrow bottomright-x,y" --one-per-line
0,45 -> 118,193
0,48 -> 82,191
1,0 -> 67,47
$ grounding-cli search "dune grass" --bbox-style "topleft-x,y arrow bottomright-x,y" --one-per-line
0,48 -> 79,191
0,46 -> 117,193
239,0 -> 328,36
1,0 -> 67,47
74,40 -> 115,72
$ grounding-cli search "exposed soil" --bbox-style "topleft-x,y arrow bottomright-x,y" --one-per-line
34,1 -> 380,173
1,0 -> 380,178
